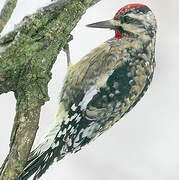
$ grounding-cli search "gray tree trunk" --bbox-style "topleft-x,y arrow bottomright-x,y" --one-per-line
0,0 -> 101,179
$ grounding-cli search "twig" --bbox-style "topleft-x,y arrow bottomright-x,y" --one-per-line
0,0 -> 18,33
63,43 -> 71,66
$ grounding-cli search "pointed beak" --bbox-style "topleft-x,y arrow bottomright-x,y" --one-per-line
86,19 -> 121,29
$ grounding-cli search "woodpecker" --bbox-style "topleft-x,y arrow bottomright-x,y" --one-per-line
20,4 -> 157,180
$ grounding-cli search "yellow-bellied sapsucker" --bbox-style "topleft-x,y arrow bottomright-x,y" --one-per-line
20,3 -> 157,180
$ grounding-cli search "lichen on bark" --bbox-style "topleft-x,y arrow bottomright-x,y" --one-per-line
0,0 -> 18,33
0,0 -> 101,179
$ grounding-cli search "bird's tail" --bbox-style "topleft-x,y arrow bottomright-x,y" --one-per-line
19,141 -> 64,180
20,122 -> 67,180
20,149 -> 49,180
20,146 -> 65,180
20,139 -> 66,180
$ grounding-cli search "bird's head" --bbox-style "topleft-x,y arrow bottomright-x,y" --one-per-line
87,4 -> 157,40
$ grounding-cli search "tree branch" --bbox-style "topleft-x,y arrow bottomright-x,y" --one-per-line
0,0 -> 101,179
0,0 -> 18,33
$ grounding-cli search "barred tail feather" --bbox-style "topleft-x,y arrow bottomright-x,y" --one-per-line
20,150 -> 48,180
20,144 -> 66,180
20,123 -> 66,179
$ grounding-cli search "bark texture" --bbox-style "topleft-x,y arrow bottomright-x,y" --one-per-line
0,0 -> 18,33
0,0 -> 101,179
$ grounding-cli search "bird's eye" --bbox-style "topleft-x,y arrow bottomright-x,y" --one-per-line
123,16 -> 131,22
121,16 -> 134,24
121,15 -> 142,25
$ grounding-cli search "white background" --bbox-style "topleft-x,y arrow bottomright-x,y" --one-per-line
0,0 -> 179,180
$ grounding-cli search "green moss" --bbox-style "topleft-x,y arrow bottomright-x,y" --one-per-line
0,0 -> 18,32
0,0 -> 100,139
0,0 -> 102,179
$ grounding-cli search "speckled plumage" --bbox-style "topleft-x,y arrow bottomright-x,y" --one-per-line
20,4 -> 157,180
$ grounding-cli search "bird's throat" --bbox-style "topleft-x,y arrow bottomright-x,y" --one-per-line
115,29 -> 127,39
